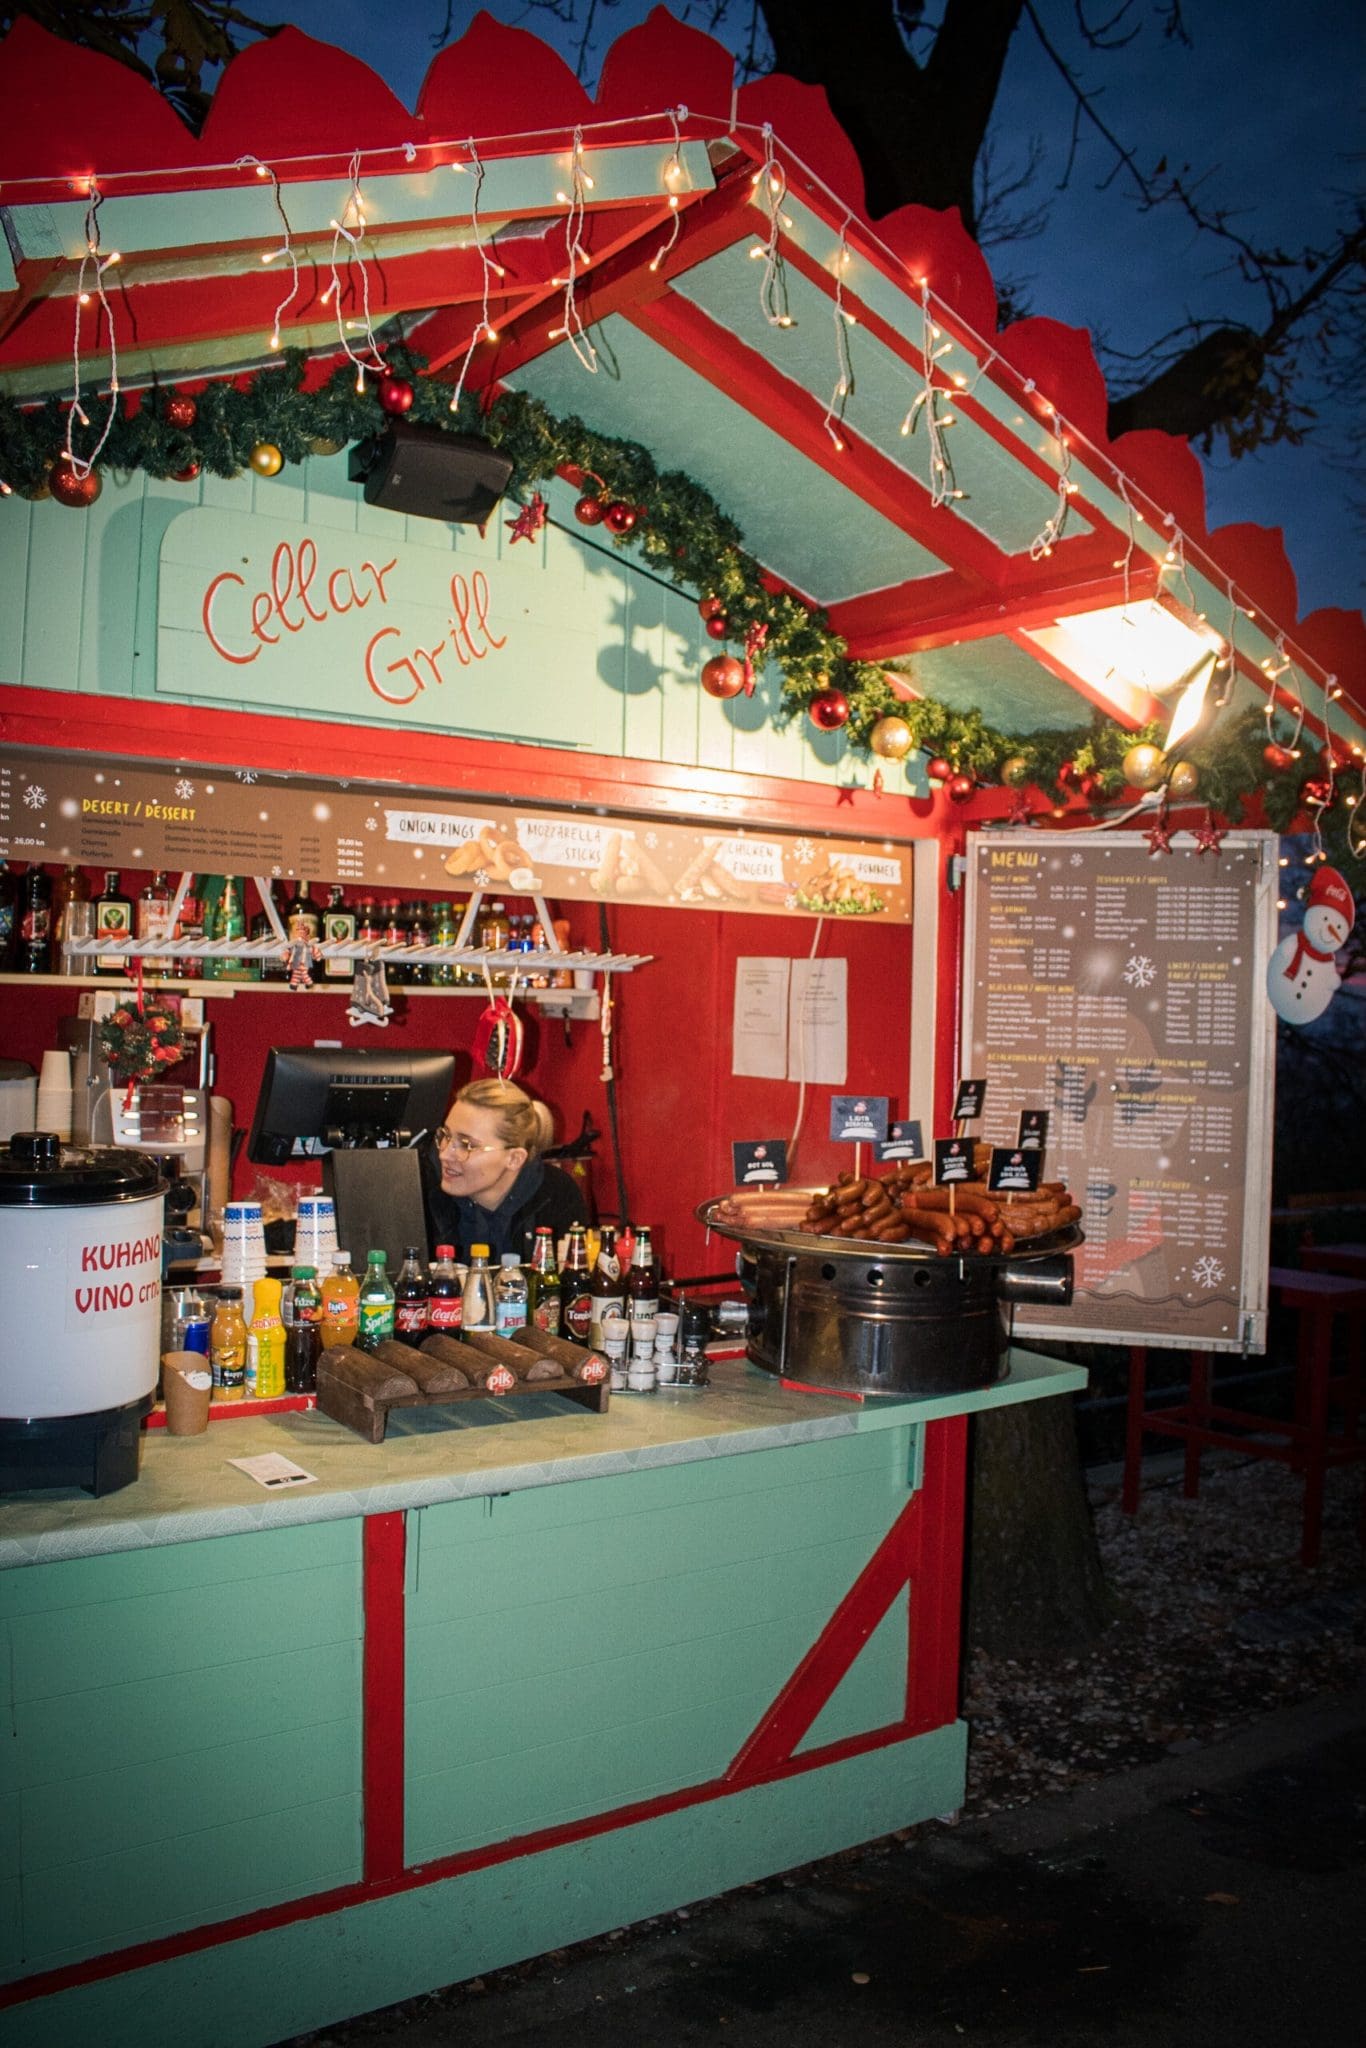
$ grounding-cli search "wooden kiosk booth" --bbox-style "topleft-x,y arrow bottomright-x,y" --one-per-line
1,14 -> 1363,2042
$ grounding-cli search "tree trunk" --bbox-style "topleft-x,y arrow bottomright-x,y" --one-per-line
964,1395 -> 1113,1658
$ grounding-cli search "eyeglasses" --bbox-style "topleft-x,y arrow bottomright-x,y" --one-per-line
435,1128 -> 506,1156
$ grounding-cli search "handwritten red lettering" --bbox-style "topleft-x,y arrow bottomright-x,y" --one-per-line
250,591 -> 279,646
271,542 -> 303,634
363,557 -> 398,604
472,571 -> 506,651
202,572 -> 257,665
297,540 -> 328,624
364,625 -> 423,706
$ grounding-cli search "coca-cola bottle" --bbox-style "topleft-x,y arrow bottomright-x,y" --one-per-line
394,1245 -> 430,1347
427,1244 -> 463,1337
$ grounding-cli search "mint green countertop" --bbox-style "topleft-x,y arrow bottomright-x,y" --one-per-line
0,1349 -> 1084,1568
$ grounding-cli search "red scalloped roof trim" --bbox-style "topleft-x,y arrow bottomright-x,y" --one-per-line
0,6 -> 1357,698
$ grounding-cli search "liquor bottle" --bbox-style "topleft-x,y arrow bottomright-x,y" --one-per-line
405,900 -> 432,987
173,875 -> 204,979
287,1267 -> 322,1392
320,1250 -> 360,1350
0,861 -> 17,969
527,1226 -> 561,1337
588,1224 -> 624,1349
494,1253 -> 529,1336
461,1245 -> 496,1334
561,1223 -> 593,1345
138,871 -> 173,974
356,1250 -> 396,1351
204,876 -> 253,982
247,1276 -> 286,1399
394,1245 -> 430,1347
528,919 -> 552,990
427,1244 -> 463,1336
210,1287 -> 248,1398
14,865 -> 53,974
323,885 -> 356,980
428,897 -> 457,987
94,869 -> 133,976
482,898 -> 510,988
356,897 -> 379,947
284,879 -> 322,942
380,899 -> 407,985
626,1225 -> 660,1321
53,865 -> 93,975
250,907 -> 288,979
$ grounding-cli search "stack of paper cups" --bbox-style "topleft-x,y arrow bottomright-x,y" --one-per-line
35,1049 -> 73,1143
295,1195 -> 339,1272
221,1199 -> 268,1288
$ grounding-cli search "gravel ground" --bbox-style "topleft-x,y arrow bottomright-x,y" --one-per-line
962,1452 -> 1366,1816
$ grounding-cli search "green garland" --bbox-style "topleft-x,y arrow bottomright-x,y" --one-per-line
0,348 -> 1352,868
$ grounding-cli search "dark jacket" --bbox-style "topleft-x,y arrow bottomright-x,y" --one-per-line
421,1151 -> 586,1265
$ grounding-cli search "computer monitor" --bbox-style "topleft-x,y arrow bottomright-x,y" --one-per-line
246,1047 -> 456,1165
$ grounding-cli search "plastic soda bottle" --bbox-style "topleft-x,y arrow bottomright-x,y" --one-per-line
494,1252 -> 529,1335
321,1250 -> 361,1349
357,1250 -> 396,1351
461,1245 -> 496,1334
247,1277 -> 286,1398
287,1266 -> 322,1393
394,1245 -> 430,1347
210,1287 -> 247,1398
427,1244 -> 463,1336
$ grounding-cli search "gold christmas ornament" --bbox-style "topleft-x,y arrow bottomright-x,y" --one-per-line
1122,742 -> 1166,792
1166,759 -> 1200,799
1000,754 -> 1031,787
869,714 -> 914,761
249,441 -> 284,477
308,437 -> 345,458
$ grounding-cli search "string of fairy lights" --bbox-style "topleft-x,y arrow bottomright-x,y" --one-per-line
7,99 -> 1362,849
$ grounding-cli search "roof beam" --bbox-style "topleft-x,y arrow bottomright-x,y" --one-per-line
831,539 -> 1161,656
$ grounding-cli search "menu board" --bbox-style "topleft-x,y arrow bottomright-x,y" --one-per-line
962,831 -> 1278,1351
0,748 -> 911,924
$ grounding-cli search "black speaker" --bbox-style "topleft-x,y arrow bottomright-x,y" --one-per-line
349,421 -> 514,526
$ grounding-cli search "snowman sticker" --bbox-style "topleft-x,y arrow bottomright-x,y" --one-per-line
1267,865 -> 1355,1024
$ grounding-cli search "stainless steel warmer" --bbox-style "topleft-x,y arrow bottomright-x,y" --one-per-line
697,1197 -> 1081,1398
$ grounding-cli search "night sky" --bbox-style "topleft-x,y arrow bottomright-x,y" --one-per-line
261,0 -> 1363,617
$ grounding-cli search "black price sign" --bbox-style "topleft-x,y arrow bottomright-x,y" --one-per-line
934,1138 -> 974,1185
731,1140 -> 788,1186
1017,1109 -> 1049,1152
876,1119 -> 925,1163
987,1146 -> 1043,1194
953,1078 -> 986,1122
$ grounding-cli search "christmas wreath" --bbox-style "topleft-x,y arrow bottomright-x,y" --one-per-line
99,1004 -> 187,1084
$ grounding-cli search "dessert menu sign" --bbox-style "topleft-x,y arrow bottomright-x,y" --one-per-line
0,747 -> 911,924
962,831 -> 1278,1351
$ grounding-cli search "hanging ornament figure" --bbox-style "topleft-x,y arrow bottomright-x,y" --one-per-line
347,955 -> 392,1028
506,492 -> 548,544
283,916 -> 323,991
1266,865 -> 1355,1025
473,993 -> 525,1080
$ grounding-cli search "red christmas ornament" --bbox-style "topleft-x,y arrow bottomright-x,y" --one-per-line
926,756 -> 953,784
1056,759 -> 1077,790
505,491 -> 548,544
704,614 -> 729,641
377,375 -> 415,416
1263,742 -> 1295,773
49,458 -> 101,508
604,500 -> 637,536
946,771 -> 976,804
1143,807 -> 1175,857
574,494 -> 606,526
1191,810 -> 1227,857
698,595 -> 726,621
1079,770 -> 1103,800
164,393 -> 198,430
809,688 -> 851,733
1300,778 -> 1333,808
173,462 -> 201,484
701,655 -> 746,700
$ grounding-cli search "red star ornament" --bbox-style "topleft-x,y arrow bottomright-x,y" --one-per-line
506,492 -> 548,544
1007,791 -> 1033,826
1143,808 -> 1175,857
1191,810 -> 1227,856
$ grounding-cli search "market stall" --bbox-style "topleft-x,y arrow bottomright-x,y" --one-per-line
1,11 -> 1363,2045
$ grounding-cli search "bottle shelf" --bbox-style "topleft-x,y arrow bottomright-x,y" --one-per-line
0,971 -> 602,1017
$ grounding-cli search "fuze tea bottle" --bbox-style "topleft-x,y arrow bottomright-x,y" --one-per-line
211,1287 -> 248,1399
357,1251 -> 396,1351
427,1245 -> 463,1336
321,1250 -> 360,1350
528,1226 -> 561,1337
247,1277 -> 286,1399
287,1267 -> 322,1392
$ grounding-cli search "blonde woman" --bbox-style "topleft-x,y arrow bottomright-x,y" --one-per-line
422,1078 -> 585,1264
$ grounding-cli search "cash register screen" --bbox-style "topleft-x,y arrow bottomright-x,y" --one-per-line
246,1047 -> 456,1164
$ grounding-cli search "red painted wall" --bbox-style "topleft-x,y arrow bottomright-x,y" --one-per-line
3,876 -> 913,1281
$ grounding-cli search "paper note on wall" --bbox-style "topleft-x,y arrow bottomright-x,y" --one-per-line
789,958 -> 848,1085
733,958 -> 792,1078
